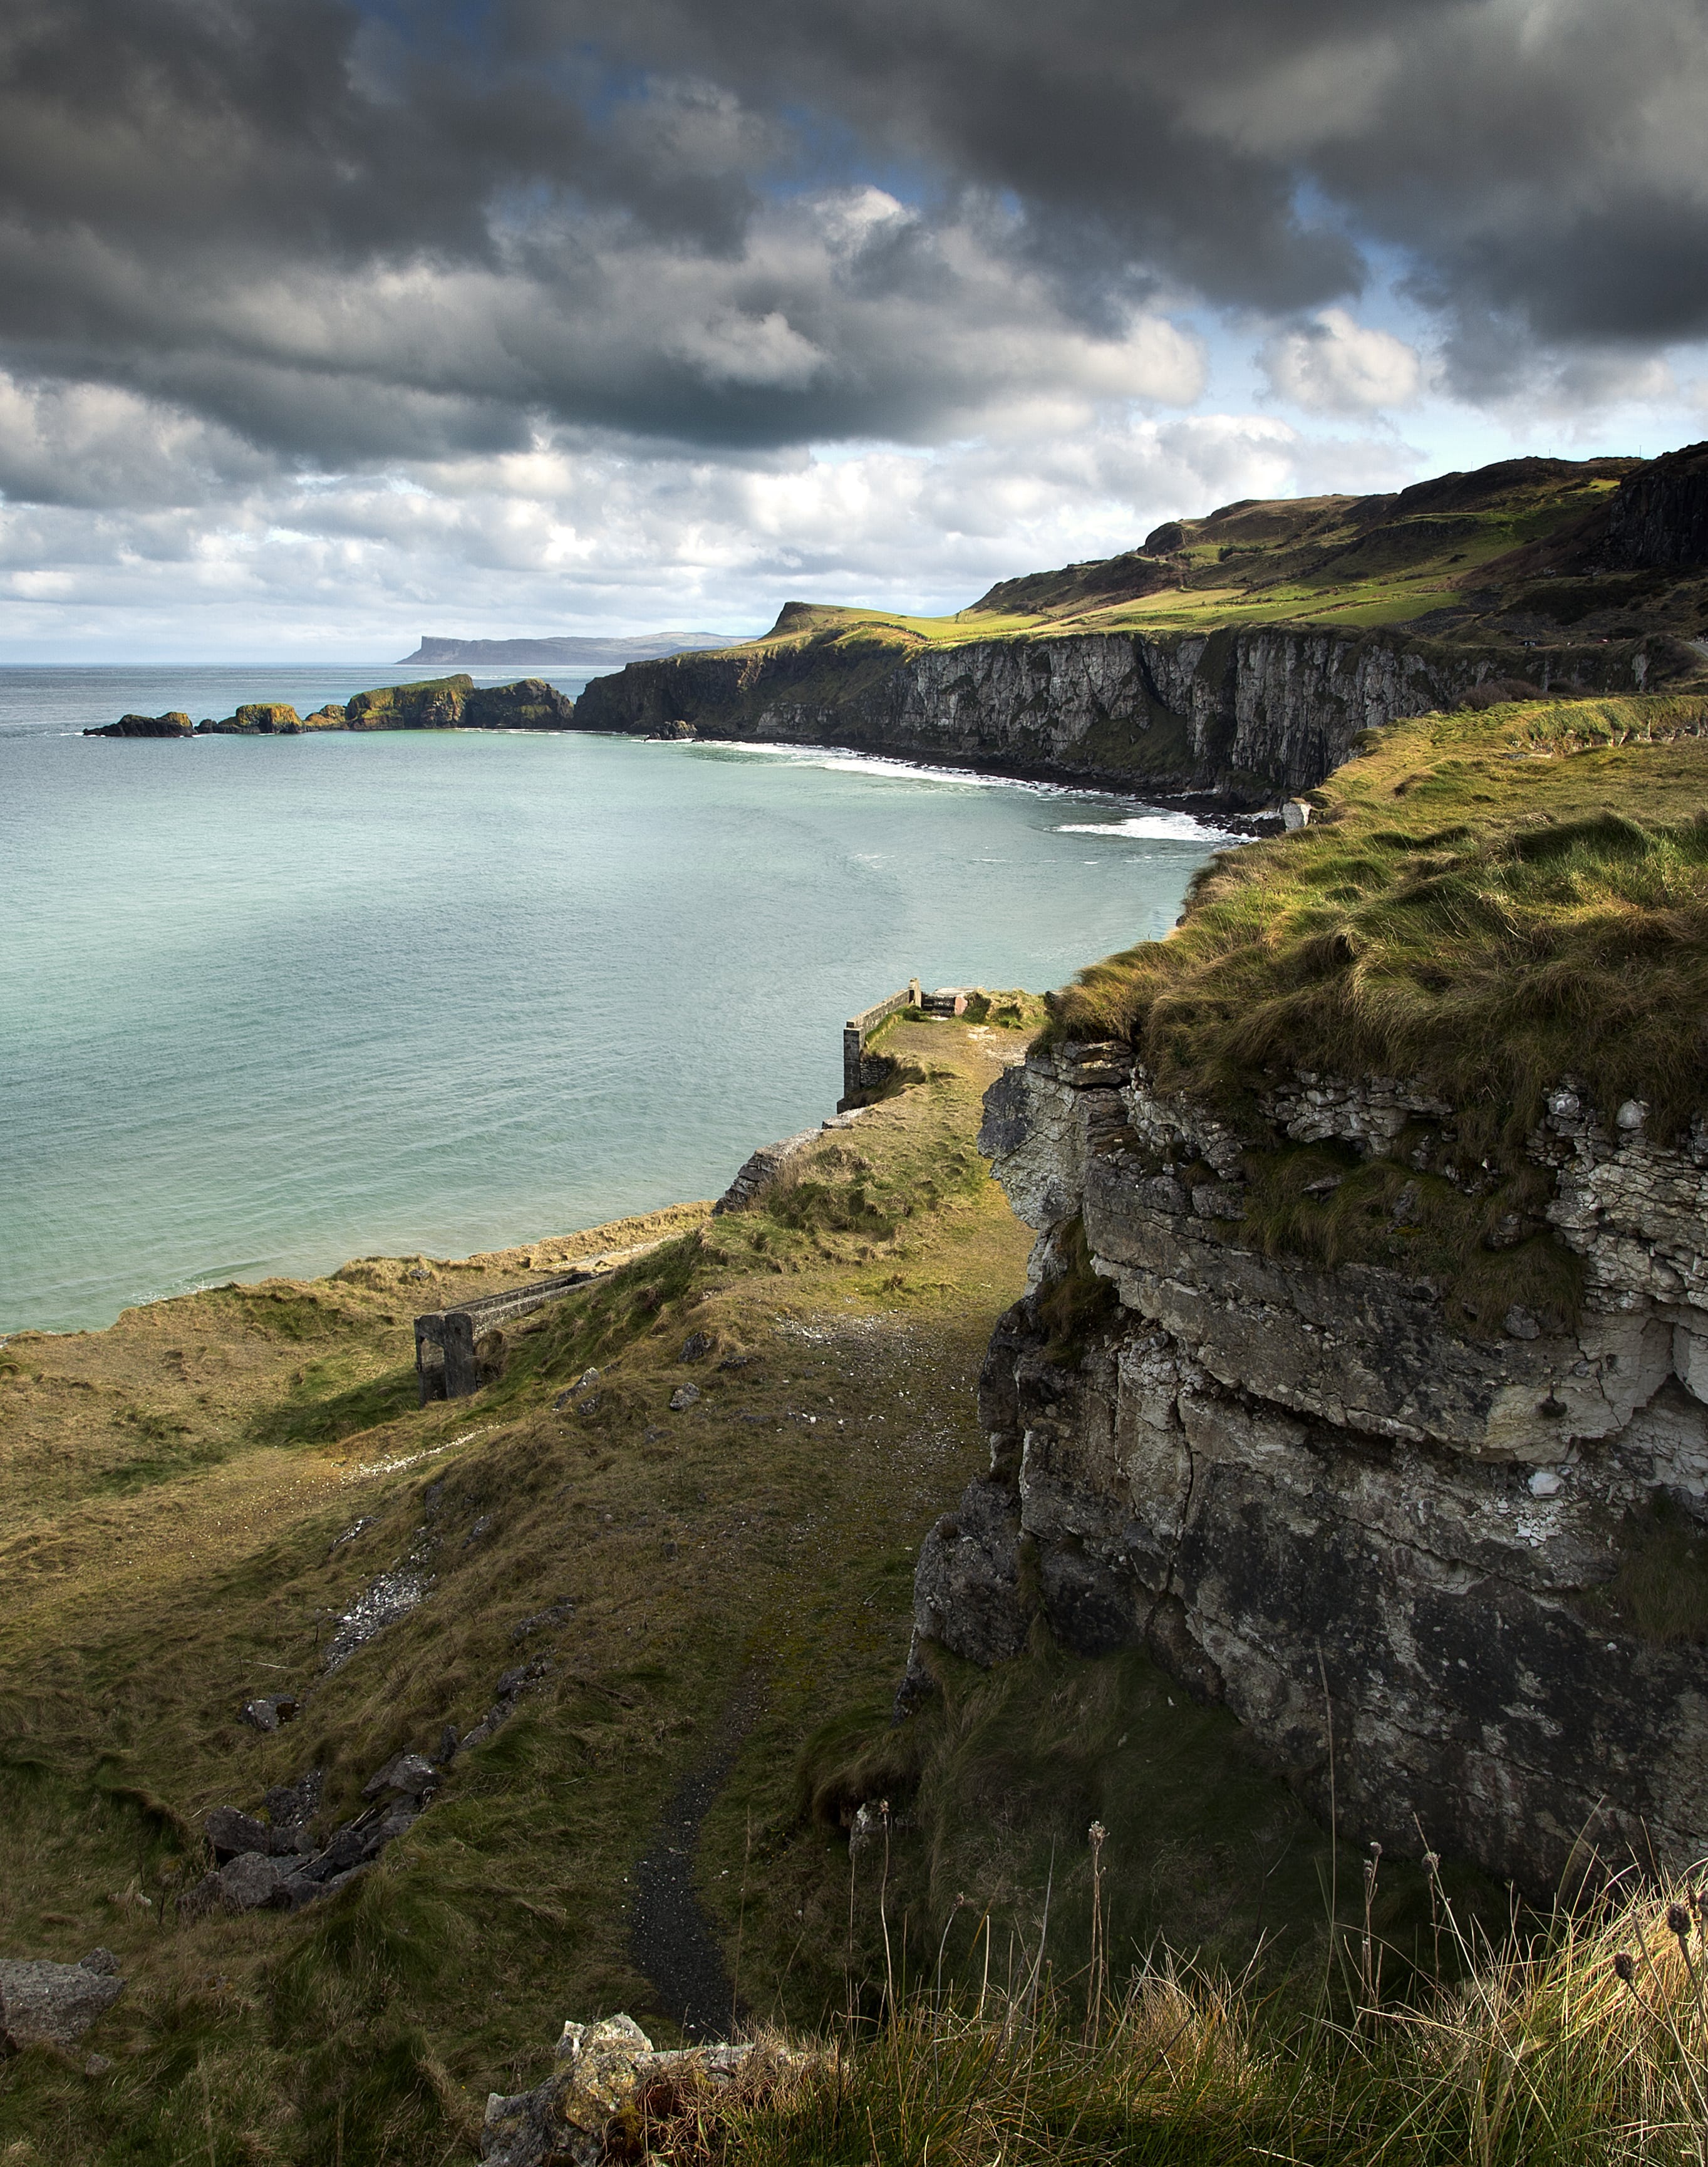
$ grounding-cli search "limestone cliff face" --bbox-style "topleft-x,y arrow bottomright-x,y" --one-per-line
572,625 -> 1677,803
904,1044 -> 1708,1891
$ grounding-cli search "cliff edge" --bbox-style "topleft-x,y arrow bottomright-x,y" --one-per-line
569,447 -> 1708,806
903,687 -> 1708,1891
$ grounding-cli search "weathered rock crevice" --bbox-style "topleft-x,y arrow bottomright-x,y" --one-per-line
902,1041 -> 1708,1891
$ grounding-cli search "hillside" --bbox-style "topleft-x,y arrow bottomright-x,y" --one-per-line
570,445 -> 1708,804
4,1008 -> 1384,2161
9,692 -> 1708,2162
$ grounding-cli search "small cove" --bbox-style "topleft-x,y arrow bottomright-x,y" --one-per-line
1,667 -> 1223,1333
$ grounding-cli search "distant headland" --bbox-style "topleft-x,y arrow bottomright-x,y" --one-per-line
395,631 -> 743,667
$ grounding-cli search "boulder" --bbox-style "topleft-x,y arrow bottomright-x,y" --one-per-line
0,1957 -> 125,2049
480,2015 -> 790,2167
204,1806 -> 271,1859
214,1851 -> 295,1911
361,1752 -> 437,1801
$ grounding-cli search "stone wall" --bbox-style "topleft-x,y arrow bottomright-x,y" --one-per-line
905,1042 -> 1708,1891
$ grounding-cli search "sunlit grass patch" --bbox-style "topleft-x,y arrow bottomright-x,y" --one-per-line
1046,694 -> 1708,1158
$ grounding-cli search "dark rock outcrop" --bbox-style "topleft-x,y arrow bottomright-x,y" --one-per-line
83,711 -> 192,737
344,675 -> 575,730
903,1042 -> 1708,1893
1602,440 -> 1708,569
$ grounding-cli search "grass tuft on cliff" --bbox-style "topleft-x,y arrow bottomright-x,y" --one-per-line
1045,691 -> 1708,1153
677,1859 -> 1708,2167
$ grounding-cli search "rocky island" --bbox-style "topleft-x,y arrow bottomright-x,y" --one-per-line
83,675 -> 576,737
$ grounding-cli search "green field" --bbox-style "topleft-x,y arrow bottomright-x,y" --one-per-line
708,453 -> 1708,666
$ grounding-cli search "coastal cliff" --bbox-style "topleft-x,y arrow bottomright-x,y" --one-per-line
569,447 -> 1708,804
901,687 -> 1708,1892
912,1042 -> 1708,1891
571,620 -> 1680,804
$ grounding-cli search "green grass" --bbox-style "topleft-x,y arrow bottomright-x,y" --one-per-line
700,456 -> 1706,654
1047,693 -> 1708,1161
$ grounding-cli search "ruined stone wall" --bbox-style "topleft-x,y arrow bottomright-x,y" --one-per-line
904,1042 -> 1708,1891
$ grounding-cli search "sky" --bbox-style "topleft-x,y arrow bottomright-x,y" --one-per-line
3,0 -> 1708,659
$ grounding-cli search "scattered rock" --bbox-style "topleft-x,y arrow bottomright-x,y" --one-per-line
361,1752 -> 438,1802
1504,1304 -> 1543,1340
1528,1468 -> 1565,1499
463,1514 -> 494,1547
0,1959 -> 125,2049
679,1333 -> 714,1363
512,1599 -> 574,1644
551,1367 -> 600,1413
263,1769 -> 323,1849
668,1383 -> 701,1412
440,1722 -> 462,1763
240,1694 -> 298,1732
323,1559 -> 432,1671
79,1950 -> 120,1977
205,1806 -> 271,1859
1389,1181 -> 1423,1228
480,2014 -> 787,2167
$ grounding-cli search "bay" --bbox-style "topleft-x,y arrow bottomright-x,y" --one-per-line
0,665 -> 1221,1333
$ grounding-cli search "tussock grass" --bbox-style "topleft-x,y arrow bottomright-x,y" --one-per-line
1047,694 -> 1708,1155
680,1863 -> 1708,2167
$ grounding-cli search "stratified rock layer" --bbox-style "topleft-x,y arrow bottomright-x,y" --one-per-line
904,1042 -> 1708,1891
571,625 -> 1682,804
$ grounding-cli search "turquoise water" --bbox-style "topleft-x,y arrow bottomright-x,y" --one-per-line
1,667 -> 1222,1334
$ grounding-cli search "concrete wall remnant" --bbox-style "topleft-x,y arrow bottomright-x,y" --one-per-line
414,1245 -> 662,1402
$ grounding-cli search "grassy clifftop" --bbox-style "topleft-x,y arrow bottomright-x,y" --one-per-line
571,449 -> 1708,781
1047,689 -> 1708,1146
648,444 -> 1708,665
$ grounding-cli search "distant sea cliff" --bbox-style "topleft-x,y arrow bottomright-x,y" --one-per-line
395,632 -> 743,667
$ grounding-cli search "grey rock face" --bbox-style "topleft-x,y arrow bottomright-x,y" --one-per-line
571,625 -> 1681,804
910,1043 -> 1708,1891
0,1958 -> 125,2049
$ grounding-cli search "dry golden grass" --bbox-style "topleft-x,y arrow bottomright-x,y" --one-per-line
0,1022 -> 1042,2163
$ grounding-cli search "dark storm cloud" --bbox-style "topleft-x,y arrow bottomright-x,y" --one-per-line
1,0 -> 1705,496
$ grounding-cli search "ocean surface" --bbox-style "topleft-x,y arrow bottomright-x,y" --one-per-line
1,664 -> 1224,1334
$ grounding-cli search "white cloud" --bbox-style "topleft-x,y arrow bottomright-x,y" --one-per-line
0,403 -> 1418,657
1260,308 -> 1424,413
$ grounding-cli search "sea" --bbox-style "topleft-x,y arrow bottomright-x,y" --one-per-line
1,664 -> 1225,1334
